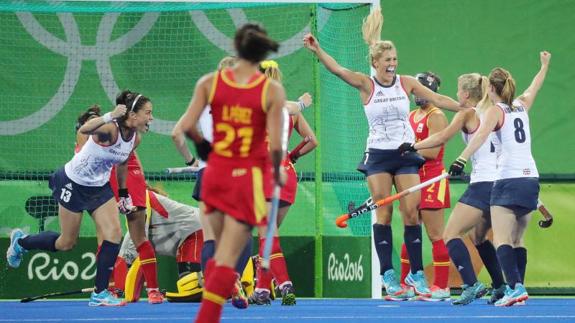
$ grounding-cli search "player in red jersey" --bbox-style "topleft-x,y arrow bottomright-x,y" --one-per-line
177,23 -> 285,323
400,72 -> 450,301
250,60 -> 317,306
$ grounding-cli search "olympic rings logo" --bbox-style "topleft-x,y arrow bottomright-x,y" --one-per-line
0,8 -> 331,136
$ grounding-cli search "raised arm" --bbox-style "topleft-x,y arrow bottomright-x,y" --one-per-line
517,51 -> 551,110
403,76 -> 461,112
303,33 -> 372,95
78,104 -> 127,135
285,92 -> 312,115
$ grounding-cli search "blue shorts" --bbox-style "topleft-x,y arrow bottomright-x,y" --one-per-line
49,167 -> 114,213
459,181 -> 493,215
357,149 -> 424,177
192,168 -> 205,202
490,177 -> 539,217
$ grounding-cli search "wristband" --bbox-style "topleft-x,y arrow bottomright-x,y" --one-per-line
297,100 -> 307,112
102,112 -> 113,123
118,188 -> 129,198
185,157 -> 196,166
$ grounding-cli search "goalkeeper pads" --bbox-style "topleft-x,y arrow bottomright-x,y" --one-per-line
166,271 -> 203,303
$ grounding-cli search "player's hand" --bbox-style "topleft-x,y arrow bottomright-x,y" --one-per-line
449,157 -> 467,176
540,51 -> 551,67
118,189 -> 137,215
398,142 -> 416,155
194,139 -> 212,161
303,33 -> 320,53
298,93 -> 312,110
111,104 -> 128,119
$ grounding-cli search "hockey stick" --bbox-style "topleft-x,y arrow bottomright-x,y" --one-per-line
261,109 -> 290,270
537,199 -> 553,228
287,136 -> 311,162
336,172 -> 450,228
21,287 -> 94,303
165,166 -> 200,174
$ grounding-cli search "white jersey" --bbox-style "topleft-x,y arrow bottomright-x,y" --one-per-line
493,100 -> 538,179
461,108 -> 499,183
65,125 -> 135,187
197,106 -> 213,169
363,75 -> 414,150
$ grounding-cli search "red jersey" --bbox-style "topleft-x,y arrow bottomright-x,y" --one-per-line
201,68 -> 272,226
208,68 -> 270,164
409,107 -> 445,170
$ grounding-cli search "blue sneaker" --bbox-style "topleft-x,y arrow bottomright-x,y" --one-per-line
382,270 -> 413,301
495,283 -> 528,307
404,270 -> 431,297
487,284 -> 506,305
6,229 -> 28,268
89,289 -> 127,307
452,281 -> 488,305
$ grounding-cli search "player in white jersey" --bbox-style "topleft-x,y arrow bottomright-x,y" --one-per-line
449,51 -> 551,306
401,73 -> 506,305
303,8 -> 461,300
6,96 -> 153,306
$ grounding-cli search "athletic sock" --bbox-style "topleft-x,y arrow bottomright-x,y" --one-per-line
404,225 -> 423,273
496,244 -> 520,288
136,240 -> 159,289
514,247 -> 527,283
18,231 -> 59,252
373,224 -> 393,274
95,240 -> 120,293
113,257 -> 128,291
236,237 -> 252,274
195,264 -> 236,323
201,240 -> 215,273
269,237 -> 290,286
432,239 -> 450,289
446,238 -> 477,286
256,238 -> 273,290
475,240 -> 505,288
400,243 -> 410,284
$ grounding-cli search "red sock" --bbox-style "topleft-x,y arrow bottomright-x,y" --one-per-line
270,237 -> 290,286
400,243 -> 410,284
256,238 -> 273,290
136,241 -> 159,289
112,257 -> 128,291
195,264 -> 236,323
432,239 -> 450,289
176,231 -> 204,263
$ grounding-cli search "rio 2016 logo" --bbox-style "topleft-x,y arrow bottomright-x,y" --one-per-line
327,252 -> 364,282
27,252 -> 96,281
0,8 -> 331,136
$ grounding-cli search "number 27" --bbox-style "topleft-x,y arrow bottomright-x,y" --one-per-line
214,123 -> 253,157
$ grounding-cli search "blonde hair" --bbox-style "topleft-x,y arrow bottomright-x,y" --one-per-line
361,8 -> 395,66
458,73 -> 490,115
260,60 -> 282,82
489,67 -> 516,108
218,56 -> 237,69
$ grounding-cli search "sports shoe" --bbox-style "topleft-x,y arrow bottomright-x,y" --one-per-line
231,279 -> 249,309
419,285 -> 451,302
147,289 -> 164,304
384,284 -> 415,301
452,281 -> 488,305
487,284 -> 506,305
280,282 -> 296,306
494,283 -> 528,307
6,229 -> 28,268
404,270 -> 431,297
89,289 -> 127,307
382,269 -> 402,295
248,288 -> 271,305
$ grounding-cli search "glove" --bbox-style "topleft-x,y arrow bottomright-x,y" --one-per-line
194,139 -> 212,161
398,142 -> 416,155
118,188 -> 136,215
449,157 -> 467,176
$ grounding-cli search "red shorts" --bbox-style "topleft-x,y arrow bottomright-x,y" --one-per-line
419,163 -> 450,210
109,152 -> 147,208
201,159 -> 269,227
279,160 -> 297,205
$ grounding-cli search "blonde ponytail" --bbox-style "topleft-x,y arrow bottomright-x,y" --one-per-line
362,8 -> 383,46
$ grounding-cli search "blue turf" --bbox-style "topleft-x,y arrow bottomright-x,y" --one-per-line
1,298 -> 575,322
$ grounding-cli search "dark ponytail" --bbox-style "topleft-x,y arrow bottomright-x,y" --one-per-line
234,23 -> 279,63
115,90 -> 150,124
